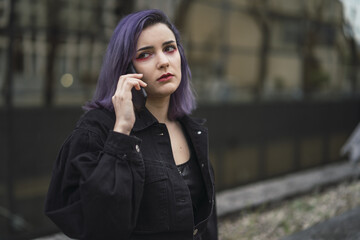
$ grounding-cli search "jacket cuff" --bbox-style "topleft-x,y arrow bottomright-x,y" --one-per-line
104,131 -> 142,156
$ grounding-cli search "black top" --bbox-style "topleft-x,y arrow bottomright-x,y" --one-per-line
177,128 -> 207,225
177,155 -> 207,225
45,107 -> 218,240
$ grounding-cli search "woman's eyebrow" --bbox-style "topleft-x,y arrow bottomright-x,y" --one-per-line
163,40 -> 175,46
137,46 -> 153,52
137,40 -> 176,52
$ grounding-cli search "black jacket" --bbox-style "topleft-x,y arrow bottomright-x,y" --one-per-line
45,107 -> 218,240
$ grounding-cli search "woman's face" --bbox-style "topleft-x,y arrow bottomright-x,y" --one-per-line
132,23 -> 181,99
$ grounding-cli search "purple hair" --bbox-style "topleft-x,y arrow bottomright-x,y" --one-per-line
84,9 -> 196,120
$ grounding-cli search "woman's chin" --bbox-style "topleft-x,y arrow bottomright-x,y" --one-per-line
147,85 -> 179,98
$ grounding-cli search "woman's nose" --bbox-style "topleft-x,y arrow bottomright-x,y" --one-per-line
156,52 -> 170,69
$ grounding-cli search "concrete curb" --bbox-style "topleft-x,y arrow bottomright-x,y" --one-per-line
216,161 -> 360,218
281,206 -> 360,240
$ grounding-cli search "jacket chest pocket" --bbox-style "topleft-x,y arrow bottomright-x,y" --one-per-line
134,161 -> 170,233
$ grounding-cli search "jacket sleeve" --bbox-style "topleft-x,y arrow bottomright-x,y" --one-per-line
45,128 -> 145,239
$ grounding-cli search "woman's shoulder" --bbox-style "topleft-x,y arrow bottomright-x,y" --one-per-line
75,107 -> 116,138
179,114 -> 208,131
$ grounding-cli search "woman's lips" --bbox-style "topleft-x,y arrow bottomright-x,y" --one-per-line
157,73 -> 174,82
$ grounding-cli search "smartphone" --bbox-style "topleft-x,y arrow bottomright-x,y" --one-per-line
126,63 -> 147,110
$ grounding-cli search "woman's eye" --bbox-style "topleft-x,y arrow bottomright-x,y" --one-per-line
164,45 -> 176,53
136,52 -> 151,60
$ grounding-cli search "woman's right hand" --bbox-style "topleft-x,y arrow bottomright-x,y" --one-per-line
112,73 -> 147,135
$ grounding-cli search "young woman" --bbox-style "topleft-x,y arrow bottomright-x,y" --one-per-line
45,9 -> 218,240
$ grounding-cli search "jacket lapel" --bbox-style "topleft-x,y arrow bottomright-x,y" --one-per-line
179,116 -> 214,201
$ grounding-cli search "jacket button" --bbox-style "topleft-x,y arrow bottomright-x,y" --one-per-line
201,163 -> 205,168
193,228 -> 198,235
135,144 -> 140,152
197,131 -> 202,135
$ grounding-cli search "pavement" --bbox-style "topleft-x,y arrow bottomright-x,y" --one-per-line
36,161 -> 360,240
216,161 -> 360,218
282,206 -> 360,240
216,161 -> 360,240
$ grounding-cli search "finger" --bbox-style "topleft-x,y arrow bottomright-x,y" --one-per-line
132,79 -> 147,90
122,78 -> 147,91
125,73 -> 147,90
114,78 -> 136,98
123,79 -> 144,91
116,75 -> 126,92
124,73 -> 143,78
114,78 -> 142,97
138,80 -> 147,87
115,73 -> 142,91
116,74 -> 146,91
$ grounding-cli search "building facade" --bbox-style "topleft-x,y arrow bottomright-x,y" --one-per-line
0,0 -> 357,107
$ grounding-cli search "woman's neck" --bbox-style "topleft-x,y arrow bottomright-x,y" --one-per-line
145,96 -> 171,123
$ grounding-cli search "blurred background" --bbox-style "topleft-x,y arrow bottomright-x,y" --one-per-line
0,0 -> 359,239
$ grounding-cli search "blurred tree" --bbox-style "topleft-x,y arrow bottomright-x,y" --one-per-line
249,0 -> 271,100
300,0 -> 330,96
343,20 -> 359,94
3,0 -> 16,233
3,0 -> 15,107
42,0 -> 135,106
348,37 -> 359,93
174,0 -> 192,31
44,0 -> 60,106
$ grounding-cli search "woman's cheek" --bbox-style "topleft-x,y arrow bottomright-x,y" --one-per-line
141,73 -> 151,84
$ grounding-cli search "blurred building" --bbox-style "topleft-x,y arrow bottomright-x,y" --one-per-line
182,0 -> 354,102
1,0 -> 358,107
0,0 -> 134,107
0,0 -> 359,239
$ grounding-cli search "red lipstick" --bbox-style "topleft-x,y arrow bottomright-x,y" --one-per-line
157,73 -> 174,82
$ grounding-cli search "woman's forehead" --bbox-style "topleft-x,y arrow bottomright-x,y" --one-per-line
137,23 -> 176,47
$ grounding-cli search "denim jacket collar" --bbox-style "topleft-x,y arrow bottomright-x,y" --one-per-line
132,107 -> 207,133
132,108 -> 158,132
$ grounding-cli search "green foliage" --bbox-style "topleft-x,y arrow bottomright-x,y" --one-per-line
308,69 -> 330,90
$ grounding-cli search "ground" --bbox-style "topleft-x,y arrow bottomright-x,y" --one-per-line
218,179 -> 360,240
